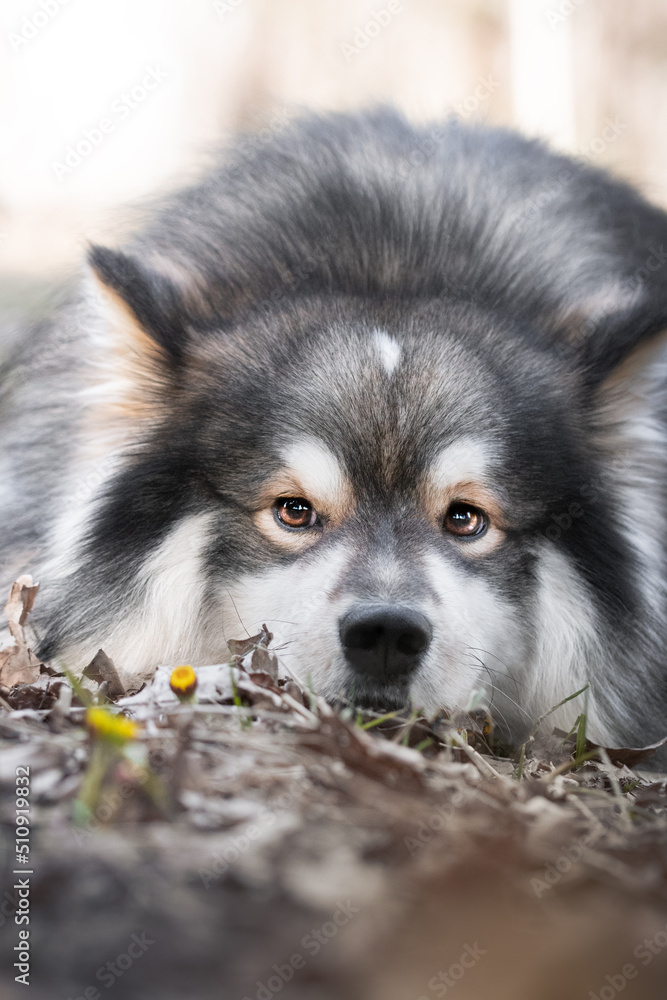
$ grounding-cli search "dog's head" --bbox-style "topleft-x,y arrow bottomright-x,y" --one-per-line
66,237 -> 667,745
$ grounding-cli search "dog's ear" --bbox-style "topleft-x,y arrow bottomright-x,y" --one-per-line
87,244 -> 191,365
542,181 -> 667,388
82,245 -> 201,435
558,276 -> 667,388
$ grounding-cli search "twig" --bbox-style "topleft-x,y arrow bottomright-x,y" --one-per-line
448,731 -> 502,779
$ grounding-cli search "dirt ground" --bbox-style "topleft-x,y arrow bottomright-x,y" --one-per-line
1,583 -> 667,1000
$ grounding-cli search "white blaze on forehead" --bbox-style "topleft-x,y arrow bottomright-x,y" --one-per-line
281,438 -> 349,504
373,329 -> 402,376
428,437 -> 491,490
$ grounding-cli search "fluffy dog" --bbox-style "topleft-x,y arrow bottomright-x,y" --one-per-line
1,109 -> 666,751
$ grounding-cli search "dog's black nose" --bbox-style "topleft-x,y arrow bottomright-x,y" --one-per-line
339,605 -> 432,680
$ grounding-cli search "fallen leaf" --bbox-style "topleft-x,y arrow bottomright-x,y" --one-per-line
5,575 -> 40,633
598,735 -> 667,768
228,625 -> 273,659
248,644 -> 279,680
557,727 -> 667,768
83,649 -> 126,700
0,576 -> 44,688
0,676 -> 65,711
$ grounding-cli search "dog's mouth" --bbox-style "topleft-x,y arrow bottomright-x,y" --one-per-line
336,676 -> 413,715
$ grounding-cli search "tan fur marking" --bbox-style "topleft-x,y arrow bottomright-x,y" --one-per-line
422,439 -> 507,555
423,480 -> 506,528
421,479 -> 507,555
251,444 -> 355,550
69,273 -> 169,472
89,276 -> 167,421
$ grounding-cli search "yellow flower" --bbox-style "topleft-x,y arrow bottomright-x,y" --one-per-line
169,665 -> 198,699
86,706 -> 138,745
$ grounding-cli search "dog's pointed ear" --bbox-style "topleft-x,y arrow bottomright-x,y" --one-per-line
560,277 -> 667,388
543,182 -> 667,388
87,244 -> 190,364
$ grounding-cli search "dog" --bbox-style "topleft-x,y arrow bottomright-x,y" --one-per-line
1,109 -> 666,753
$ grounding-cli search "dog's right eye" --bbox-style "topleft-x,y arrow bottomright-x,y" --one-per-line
443,501 -> 488,539
273,497 -> 318,530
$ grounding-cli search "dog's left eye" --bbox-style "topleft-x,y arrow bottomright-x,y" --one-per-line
273,497 -> 318,530
443,502 -> 488,539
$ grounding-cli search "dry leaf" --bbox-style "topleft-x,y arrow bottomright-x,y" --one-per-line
248,644 -> 279,680
0,676 -> 65,712
0,576 -> 43,688
228,625 -> 273,660
558,727 -> 667,768
83,648 -> 126,699
598,735 -> 667,768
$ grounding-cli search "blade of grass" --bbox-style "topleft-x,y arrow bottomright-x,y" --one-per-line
574,686 -> 590,762
528,684 -> 590,741
62,665 -> 93,707
399,708 -> 420,745
515,741 -> 527,780
575,712 -> 588,761
541,747 -> 602,781
414,737 -> 434,754
360,709 -> 403,730
229,665 -> 252,730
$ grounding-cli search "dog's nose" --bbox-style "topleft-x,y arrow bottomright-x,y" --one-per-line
339,605 -> 432,680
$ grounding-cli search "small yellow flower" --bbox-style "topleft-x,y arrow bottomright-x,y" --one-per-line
86,706 -> 138,746
170,665 -> 198,699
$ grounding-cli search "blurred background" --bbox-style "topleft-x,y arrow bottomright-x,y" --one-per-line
1,0 -> 666,294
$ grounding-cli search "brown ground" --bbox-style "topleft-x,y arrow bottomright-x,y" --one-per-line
1,584 -> 667,1000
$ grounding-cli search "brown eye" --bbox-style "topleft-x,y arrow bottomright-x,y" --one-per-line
274,497 -> 318,530
443,502 -> 488,539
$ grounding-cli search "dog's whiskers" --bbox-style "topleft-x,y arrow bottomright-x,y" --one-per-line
465,648 -> 533,724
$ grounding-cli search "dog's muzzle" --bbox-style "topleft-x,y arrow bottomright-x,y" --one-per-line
338,605 -> 432,682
